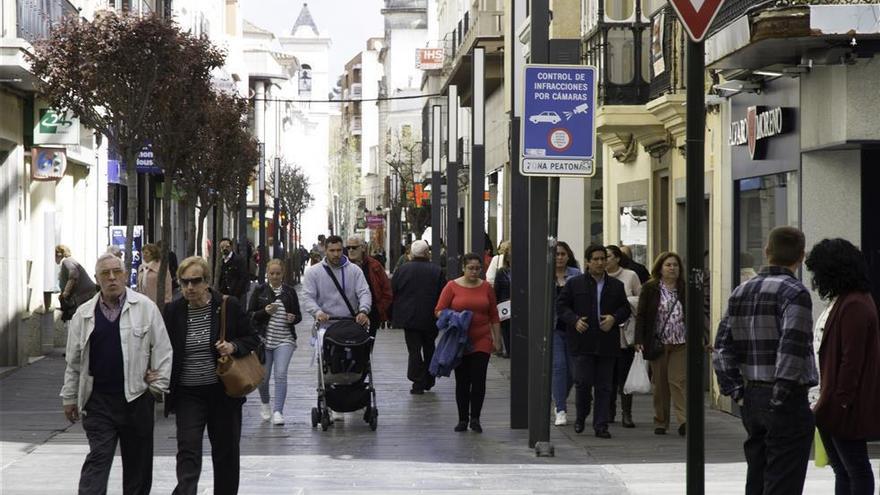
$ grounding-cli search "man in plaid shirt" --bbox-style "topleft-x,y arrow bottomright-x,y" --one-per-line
714,226 -> 818,495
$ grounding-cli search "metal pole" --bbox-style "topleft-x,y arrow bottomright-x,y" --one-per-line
273,157 -> 281,260
685,39 -> 706,494
258,143 -> 266,283
471,47 -> 486,257
432,105 -> 442,265
527,0 -> 553,455
446,85 -> 460,279
509,0 -> 529,430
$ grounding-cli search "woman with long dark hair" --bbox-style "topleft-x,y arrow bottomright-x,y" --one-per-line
435,253 -> 502,433
805,238 -> 880,494
551,241 -> 581,426
635,251 -> 687,436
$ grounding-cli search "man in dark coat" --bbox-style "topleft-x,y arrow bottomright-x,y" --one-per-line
391,240 -> 445,394
557,244 -> 631,438
217,237 -> 249,300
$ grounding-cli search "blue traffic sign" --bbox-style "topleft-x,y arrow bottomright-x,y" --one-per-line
520,64 -> 597,177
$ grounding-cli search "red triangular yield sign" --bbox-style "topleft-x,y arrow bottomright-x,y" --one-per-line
669,0 -> 726,42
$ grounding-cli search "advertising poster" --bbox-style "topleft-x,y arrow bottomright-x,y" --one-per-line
110,225 -> 144,288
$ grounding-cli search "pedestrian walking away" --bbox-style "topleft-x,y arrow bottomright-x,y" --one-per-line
606,245 -> 641,429
346,235 -> 392,337
551,241 -> 581,427
557,245 -> 631,439
392,240 -> 444,395
163,256 -> 260,495
137,243 -> 173,306
434,253 -> 502,434
714,226 -> 818,495
248,259 -> 302,426
635,251 -> 688,437
492,246 -> 512,358
805,238 -> 880,495
60,253 -> 173,495
56,244 -> 98,322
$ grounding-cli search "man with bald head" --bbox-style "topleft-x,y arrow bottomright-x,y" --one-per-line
61,253 -> 172,494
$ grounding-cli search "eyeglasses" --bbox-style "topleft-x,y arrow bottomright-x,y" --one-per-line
98,268 -> 125,279
179,277 -> 205,287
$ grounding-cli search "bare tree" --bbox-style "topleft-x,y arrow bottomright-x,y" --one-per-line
30,12 -> 195,273
386,130 -> 429,240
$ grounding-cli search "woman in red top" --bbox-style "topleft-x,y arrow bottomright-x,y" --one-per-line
435,253 -> 502,433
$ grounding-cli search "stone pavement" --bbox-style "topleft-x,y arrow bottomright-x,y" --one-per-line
1,311 -> 877,494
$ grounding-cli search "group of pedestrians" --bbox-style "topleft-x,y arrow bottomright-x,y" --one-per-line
56,226 -> 880,494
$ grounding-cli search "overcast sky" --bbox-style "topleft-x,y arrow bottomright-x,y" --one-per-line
241,0 -> 384,79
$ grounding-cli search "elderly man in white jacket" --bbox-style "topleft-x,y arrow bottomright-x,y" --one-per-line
60,252 -> 172,495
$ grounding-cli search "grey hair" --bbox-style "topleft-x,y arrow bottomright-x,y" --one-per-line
95,252 -> 124,273
346,235 -> 365,246
105,245 -> 123,258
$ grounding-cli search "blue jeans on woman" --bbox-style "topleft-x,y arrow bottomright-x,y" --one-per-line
818,427 -> 875,495
552,331 -> 574,412
258,342 -> 295,413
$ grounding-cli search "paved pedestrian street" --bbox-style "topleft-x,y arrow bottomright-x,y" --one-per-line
1,314 -> 877,494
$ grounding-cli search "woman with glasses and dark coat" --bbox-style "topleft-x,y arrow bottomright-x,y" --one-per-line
163,256 -> 259,495
805,238 -> 880,495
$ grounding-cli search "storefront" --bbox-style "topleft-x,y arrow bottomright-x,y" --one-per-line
728,78 -> 800,284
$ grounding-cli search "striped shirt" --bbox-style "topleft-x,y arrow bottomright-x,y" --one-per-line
180,303 -> 218,386
265,287 -> 295,350
713,266 -> 818,405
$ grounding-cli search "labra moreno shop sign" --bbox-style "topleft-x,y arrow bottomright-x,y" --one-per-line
729,106 -> 787,160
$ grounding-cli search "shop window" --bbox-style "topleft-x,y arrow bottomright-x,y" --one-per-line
620,202 -> 648,265
605,0 -> 634,21
735,172 -> 799,284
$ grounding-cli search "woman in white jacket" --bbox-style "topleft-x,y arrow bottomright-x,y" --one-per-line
606,245 -> 642,428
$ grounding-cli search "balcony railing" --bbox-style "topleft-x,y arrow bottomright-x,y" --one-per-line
447,0 -> 503,62
351,83 -> 363,99
16,0 -> 79,44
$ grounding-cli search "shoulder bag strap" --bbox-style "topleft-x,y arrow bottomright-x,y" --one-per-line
322,265 -> 357,317
656,292 -> 678,337
220,295 -> 228,342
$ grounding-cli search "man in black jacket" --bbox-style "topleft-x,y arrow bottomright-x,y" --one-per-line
391,240 -> 445,394
217,238 -> 249,300
557,244 -> 631,438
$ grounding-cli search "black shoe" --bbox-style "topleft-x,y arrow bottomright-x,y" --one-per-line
678,423 -> 686,436
470,418 -> 482,433
595,429 -> 611,439
410,387 -> 424,395
454,421 -> 468,432
621,413 -> 635,428
574,421 -> 585,434
424,377 -> 435,391
654,427 -> 667,435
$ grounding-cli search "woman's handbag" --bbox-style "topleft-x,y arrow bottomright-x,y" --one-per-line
216,296 -> 265,398
643,293 -> 678,361
623,351 -> 652,394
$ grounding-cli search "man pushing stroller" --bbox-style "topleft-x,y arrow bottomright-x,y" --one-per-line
301,235 -> 372,422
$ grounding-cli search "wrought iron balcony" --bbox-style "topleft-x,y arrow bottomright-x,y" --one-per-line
16,0 -> 79,44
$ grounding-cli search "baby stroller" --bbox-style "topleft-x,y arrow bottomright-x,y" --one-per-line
311,317 -> 378,431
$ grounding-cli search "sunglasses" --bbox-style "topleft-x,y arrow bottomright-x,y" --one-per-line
179,276 -> 205,287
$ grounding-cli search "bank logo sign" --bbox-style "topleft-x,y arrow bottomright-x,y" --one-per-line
729,106 -> 787,160
34,106 -> 80,145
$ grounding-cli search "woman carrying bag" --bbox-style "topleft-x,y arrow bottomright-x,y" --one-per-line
606,245 -> 641,428
635,252 -> 688,436
248,259 -> 301,425
805,238 -> 880,494
164,256 -> 259,495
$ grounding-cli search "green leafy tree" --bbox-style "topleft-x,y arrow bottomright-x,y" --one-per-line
30,12 -> 194,273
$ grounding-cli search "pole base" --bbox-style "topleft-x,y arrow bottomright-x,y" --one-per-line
534,441 -> 555,457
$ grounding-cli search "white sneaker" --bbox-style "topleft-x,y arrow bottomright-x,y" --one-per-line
330,410 -> 344,422
260,403 -> 271,421
272,411 -> 284,425
555,410 -> 568,426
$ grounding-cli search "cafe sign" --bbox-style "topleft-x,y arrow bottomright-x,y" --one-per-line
729,106 -> 787,160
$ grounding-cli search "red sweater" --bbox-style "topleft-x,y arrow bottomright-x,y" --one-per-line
435,280 -> 500,355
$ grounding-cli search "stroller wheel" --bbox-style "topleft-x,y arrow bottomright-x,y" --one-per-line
369,408 -> 378,431
363,406 -> 372,423
321,410 -> 331,431
311,407 -> 320,428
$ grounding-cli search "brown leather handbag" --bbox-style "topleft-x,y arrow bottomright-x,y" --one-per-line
216,296 -> 265,398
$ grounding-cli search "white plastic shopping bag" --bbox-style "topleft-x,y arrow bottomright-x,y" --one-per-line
623,351 -> 652,395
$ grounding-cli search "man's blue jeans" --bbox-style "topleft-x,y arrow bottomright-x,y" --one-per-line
258,342 -> 295,413
551,331 -> 574,412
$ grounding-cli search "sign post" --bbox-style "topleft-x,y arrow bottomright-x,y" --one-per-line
668,1 -> 725,493
520,65 -> 597,178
